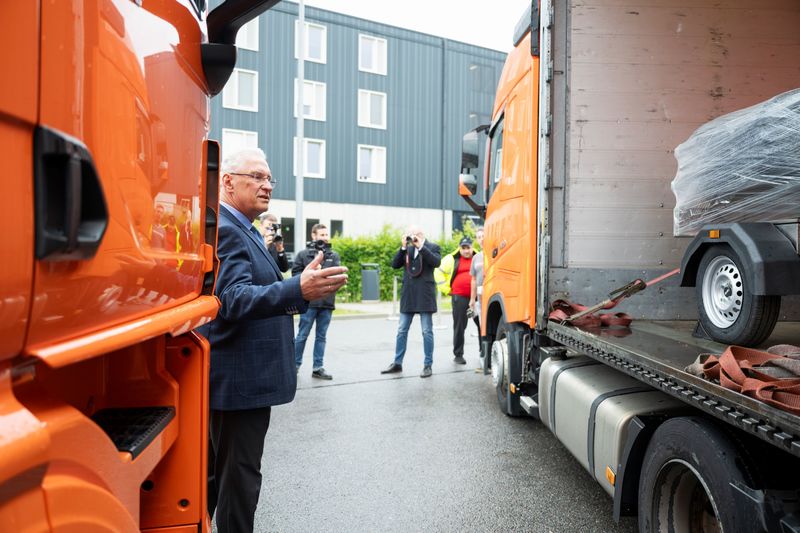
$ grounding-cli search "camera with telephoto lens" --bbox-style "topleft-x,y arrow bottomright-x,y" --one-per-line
310,239 -> 330,252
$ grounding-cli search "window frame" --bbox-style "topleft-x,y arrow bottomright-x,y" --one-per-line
293,137 -> 327,179
294,21 -> 328,64
356,144 -> 387,184
293,79 -> 327,122
358,34 -> 388,75
236,18 -> 260,51
357,89 -> 387,130
221,128 -> 259,163
486,115 -> 504,200
222,68 -> 259,112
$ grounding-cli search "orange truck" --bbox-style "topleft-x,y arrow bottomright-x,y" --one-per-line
0,1 -> 277,530
459,1 -> 800,530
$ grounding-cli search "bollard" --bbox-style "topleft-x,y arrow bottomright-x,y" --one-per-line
387,276 -> 399,321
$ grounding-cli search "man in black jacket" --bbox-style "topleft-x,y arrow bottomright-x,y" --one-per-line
292,224 -> 340,379
381,226 -> 442,378
259,212 -> 290,272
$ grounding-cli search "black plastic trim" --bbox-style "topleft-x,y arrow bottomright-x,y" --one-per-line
203,140 -> 221,296
613,415 -> 668,520
680,223 -> 800,295
34,126 -> 108,261
91,406 -> 175,460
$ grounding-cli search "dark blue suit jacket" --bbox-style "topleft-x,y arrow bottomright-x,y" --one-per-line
198,205 -> 308,410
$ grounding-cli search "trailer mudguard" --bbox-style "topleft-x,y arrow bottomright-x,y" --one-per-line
679,223 -> 800,295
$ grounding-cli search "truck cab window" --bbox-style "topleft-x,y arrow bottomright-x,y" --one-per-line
487,118 -> 504,200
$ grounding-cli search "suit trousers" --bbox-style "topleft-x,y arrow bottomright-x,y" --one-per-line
208,407 -> 272,533
452,294 -> 471,357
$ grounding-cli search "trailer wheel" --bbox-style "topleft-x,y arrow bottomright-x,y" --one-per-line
638,417 -> 757,533
491,319 -> 523,416
696,245 -> 780,346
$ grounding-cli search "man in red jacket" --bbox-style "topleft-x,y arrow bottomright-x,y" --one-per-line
449,237 -> 475,365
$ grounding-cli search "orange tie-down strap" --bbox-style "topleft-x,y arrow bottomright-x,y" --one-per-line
702,345 -> 800,416
548,268 -> 681,328
549,299 -> 633,328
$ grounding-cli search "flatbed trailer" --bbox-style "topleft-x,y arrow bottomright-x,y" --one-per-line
457,0 -> 800,529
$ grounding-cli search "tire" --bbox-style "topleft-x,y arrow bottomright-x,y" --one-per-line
696,245 -> 780,347
638,417 -> 759,533
491,318 -> 523,416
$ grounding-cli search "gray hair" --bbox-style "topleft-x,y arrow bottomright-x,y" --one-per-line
221,148 -> 267,175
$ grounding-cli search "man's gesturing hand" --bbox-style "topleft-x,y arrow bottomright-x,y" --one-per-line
300,251 -> 348,301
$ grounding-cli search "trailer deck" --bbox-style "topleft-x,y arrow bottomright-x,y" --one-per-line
547,321 -> 800,457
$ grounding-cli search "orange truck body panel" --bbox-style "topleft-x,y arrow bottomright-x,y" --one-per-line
0,0 -> 221,530
481,33 -> 539,332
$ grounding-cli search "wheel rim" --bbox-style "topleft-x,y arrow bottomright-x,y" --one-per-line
491,337 -> 507,389
701,255 -> 743,328
652,459 -> 722,533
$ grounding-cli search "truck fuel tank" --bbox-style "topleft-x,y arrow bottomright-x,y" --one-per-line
539,355 -> 684,496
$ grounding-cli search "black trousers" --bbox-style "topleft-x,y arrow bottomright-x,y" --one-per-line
452,294 -> 471,357
208,407 -> 272,533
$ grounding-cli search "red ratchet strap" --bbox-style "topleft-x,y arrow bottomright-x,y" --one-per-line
548,268 -> 680,328
702,346 -> 800,416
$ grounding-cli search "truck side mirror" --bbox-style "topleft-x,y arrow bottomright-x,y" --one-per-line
461,130 -> 480,171
459,173 -> 478,197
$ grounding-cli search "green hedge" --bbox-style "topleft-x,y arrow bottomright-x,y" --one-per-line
331,222 -> 480,302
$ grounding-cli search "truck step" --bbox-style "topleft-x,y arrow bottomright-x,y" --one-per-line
520,395 -> 540,419
91,406 -> 175,459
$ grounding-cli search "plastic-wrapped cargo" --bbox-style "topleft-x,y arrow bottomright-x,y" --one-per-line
672,89 -> 800,237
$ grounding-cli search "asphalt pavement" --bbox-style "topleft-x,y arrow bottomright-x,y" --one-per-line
251,313 -> 637,533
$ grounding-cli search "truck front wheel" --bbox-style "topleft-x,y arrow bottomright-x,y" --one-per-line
696,245 -> 780,346
491,319 -> 523,416
638,417 -> 757,533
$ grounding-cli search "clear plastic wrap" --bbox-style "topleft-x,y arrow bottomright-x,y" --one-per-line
672,89 -> 800,236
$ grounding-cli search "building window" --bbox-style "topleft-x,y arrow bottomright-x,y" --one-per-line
330,219 -> 343,237
359,34 -> 387,75
236,18 -> 259,51
222,68 -> 258,112
357,144 -> 386,184
221,128 -> 258,163
294,79 -> 326,121
294,137 -> 326,179
295,21 -> 327,64
281,217 -> 295,254
358,90 -> 387,129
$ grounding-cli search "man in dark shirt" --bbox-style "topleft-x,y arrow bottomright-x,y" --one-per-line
292,223 -> 340,380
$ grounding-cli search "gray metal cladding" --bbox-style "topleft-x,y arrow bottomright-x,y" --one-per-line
209,2 -> 505,211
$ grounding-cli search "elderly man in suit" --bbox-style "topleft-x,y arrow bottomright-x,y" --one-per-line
381,226 -> 442,378
199,148 -> 347,533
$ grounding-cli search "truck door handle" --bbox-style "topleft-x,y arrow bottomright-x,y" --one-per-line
34,126 -> 108,261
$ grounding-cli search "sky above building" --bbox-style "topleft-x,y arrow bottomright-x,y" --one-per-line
285,0 -> 532,52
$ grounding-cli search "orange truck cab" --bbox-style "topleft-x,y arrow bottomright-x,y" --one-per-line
0,1 -> 278,530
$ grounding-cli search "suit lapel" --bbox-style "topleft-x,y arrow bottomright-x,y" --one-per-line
220,206 -> 283,277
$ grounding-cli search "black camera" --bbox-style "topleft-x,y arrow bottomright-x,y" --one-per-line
405,236 -> 413,247
268,223 -> 282,243
310,239 -> 329,252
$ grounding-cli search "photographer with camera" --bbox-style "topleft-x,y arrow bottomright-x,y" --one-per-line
381,226 -> 441,378
260,213 -> 290,272
292,224 -> 340,380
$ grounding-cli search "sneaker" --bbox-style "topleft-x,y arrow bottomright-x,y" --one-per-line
420,366 -> 432,378
312,368 -> 333,380
453,356 -> 467,365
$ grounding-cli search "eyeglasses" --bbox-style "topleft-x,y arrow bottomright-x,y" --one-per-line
228,172 -> 277,186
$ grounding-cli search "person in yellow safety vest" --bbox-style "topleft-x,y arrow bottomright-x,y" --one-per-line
434,251 -> 455,296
